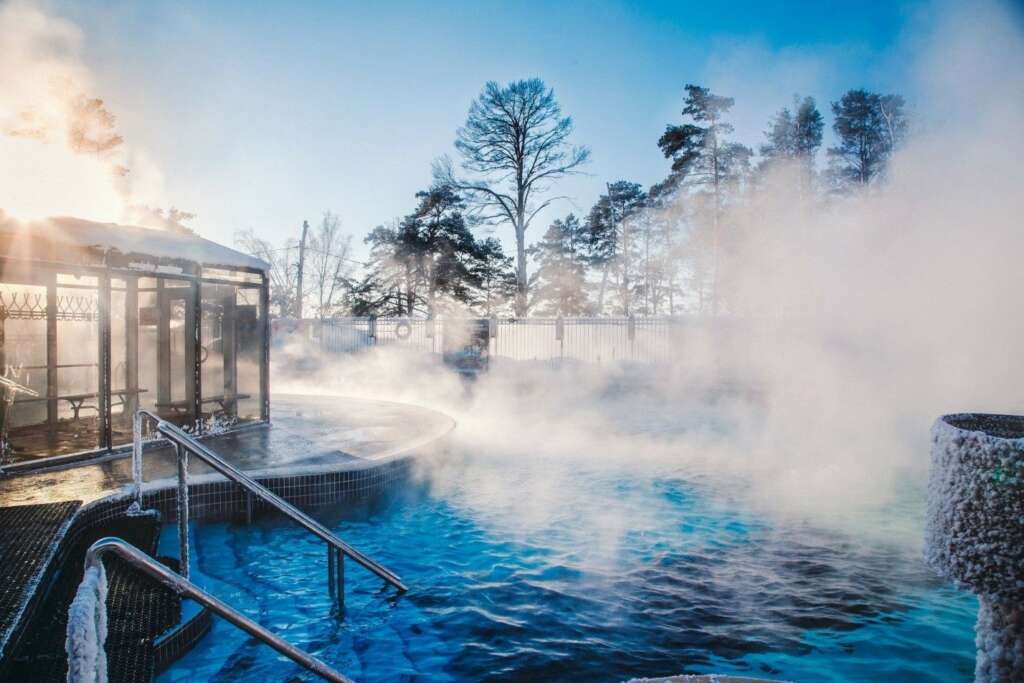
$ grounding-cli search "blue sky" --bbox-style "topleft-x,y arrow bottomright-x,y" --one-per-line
60,0 -> 932,254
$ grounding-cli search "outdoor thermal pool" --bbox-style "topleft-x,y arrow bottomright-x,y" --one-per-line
156,449 -> 976,682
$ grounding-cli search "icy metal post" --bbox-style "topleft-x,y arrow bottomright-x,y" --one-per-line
131,409 -> 144,509
926,413 -> 1024,683
176,442 -> 190,580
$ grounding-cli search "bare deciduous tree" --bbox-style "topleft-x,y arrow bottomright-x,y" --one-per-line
306,212 -> 355,320
234,228 -> 298,316
436,78 -> 589,316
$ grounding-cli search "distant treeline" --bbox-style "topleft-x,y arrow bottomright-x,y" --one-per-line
239,80 -> 907,319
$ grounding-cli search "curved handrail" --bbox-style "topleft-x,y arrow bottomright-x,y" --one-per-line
83,537 -> 352,683
132,409 -> 407,592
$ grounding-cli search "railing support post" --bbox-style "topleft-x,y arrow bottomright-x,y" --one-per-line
327,545 -> 335,599
335,547 -> 345,610
176,443 -> 190,580
132,410 -> 145,509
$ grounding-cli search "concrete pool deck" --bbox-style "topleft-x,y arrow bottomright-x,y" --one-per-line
0,394 -> 456,507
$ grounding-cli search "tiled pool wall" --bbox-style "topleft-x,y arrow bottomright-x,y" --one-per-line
153,594 -> 212,674
6,456 -> 415,676
141,457 -> 414,522
53,456 -> 414,548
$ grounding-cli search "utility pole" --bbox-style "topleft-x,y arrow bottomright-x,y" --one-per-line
295,219 -> 309,319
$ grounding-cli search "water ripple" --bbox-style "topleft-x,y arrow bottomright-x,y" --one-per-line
160,456 -> 976,683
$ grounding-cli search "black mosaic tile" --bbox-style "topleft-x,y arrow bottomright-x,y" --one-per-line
0,500 -> 82,662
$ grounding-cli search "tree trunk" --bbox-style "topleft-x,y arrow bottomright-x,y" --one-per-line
405,264 -> 414,316
428,259 -> 437,318
514,220 -> 528,317
710,139 -> 721,316
597,265 -> 609,314
618,195 -> 629,316
295,220 -> 309,319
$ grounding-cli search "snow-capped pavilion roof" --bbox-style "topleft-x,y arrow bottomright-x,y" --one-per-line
0,215 -> 268,273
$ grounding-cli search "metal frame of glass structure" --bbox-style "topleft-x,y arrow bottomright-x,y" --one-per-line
0,218 -> 270,466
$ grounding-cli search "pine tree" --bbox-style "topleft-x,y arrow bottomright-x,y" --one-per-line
828,89 -> 908,189
346,222 -> 417,316
400,185 -> 482,316
658,85 -> 751,314
470,237 -> 517,316
529,214 -> 591,316
585,181 -> 646,314
761,94 -> 823,194
759,95 -> 824,192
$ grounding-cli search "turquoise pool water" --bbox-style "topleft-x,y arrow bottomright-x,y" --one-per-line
158,454 -> 976,682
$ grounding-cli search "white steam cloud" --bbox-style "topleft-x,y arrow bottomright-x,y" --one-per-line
0,0 -> 166,224
277,1 -> 1024,551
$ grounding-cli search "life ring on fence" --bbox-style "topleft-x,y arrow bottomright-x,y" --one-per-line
394,321 -> 412,340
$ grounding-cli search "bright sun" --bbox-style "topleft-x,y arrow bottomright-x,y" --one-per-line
0,135 -> 123,222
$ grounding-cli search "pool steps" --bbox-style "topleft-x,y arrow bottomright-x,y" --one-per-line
79,537 -> 351,683
3,510 -> 183,681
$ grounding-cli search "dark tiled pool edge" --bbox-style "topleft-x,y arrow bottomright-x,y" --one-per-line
153,600 -> 212,676
2,455 -> 415,678
137,456 -> 414,523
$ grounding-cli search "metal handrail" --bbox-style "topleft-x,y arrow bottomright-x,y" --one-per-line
83,537 -> 352,683
131,409 -> 407,597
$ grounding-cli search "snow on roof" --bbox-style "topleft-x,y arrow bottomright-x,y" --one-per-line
0,215 -> 268,272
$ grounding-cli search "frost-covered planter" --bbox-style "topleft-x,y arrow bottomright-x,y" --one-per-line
926,413 -> 1024,682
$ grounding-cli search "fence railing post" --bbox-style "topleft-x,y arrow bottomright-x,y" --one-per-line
555,316 -> 564,361
315,315 -> 684,366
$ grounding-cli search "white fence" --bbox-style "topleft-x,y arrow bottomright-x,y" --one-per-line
314,317 -> 704,365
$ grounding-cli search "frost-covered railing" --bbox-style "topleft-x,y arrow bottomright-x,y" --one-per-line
131,410 -> 407,608
67,537 -> 351,683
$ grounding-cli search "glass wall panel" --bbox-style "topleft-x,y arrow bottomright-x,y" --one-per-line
0,272 -> 105,460
235,286 -> 262,422
110,277 -> 134,448
199,281 -> 263,426
201,282 -> 229,428
0,267 -> 265,462
55,276 -> 101,452
137,277 -> 195,429
1,282 -> 50,461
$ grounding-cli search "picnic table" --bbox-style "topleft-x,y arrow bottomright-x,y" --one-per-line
16,389 -> 148,421
154,393 -> 251,415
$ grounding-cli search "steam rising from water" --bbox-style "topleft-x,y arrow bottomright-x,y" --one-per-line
0,1 -> 165,223
278,2 -> 1024,549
